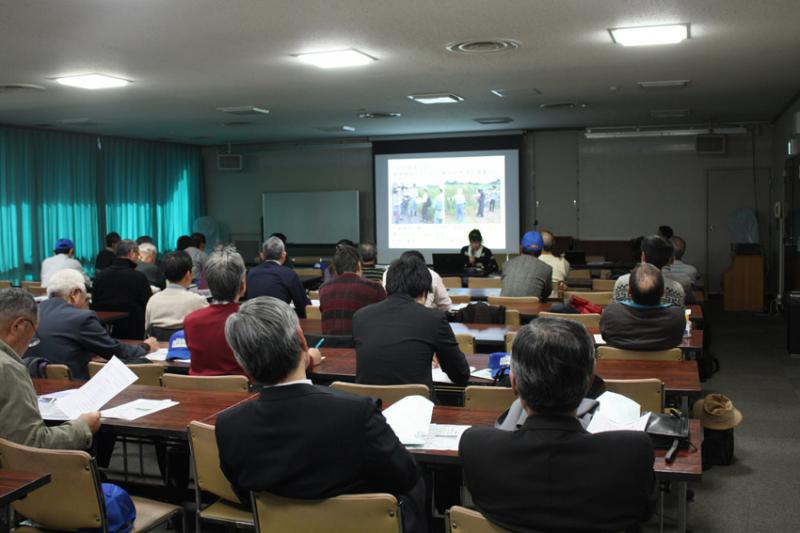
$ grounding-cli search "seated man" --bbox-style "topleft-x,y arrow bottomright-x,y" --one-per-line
246,236 -> 310,317
500,231 -> 553,300
536,229 -> 570,284
40,237 -> 91,288
0,288 -> 100,448
601,263 -> 686,352
145,251 -> 208,333
136,242 -> 166,290
381,251 -> 452,310
664,236 -> 699,286
94,231 -> 120,272
25,270 -> 157,380
354,253 -> 469,391
185,232 -> 208,282
460,317 -> 657,532
319,246 -> 386,335
613,235 -> 685,307
358,242 -> 385,282
91,239 -> 153,339
217,297 -> 425,533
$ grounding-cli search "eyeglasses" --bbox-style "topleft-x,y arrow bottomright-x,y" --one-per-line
23,319 -> 41,348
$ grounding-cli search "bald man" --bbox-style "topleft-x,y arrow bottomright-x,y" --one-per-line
600,263 -> 685,352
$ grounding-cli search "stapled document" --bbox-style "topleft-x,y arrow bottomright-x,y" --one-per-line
587,391 -> 650,434
383,395 -> 434,446
55,356 -> 138,419
101,399 -> 179,421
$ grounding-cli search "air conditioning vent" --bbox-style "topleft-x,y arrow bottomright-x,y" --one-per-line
696,134 -> 726,154
217,153 -> 243,171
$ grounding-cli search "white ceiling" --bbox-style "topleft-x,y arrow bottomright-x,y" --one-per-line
0,0 -> 798,145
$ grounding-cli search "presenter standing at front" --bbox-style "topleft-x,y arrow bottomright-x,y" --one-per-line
460,229 -> 498,273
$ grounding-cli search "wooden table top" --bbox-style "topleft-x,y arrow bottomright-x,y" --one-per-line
310,348 -> 700,393
413,407 -> 703,480
0,470 -> 51,506
95,310 -> 130,324
33,379 -> 256,440
299,319 -> 703,351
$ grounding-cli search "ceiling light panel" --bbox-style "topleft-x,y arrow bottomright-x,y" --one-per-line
408,93 -> 463,104
294,49 -> 376,68
490,88 -> 541,98
474,117 -> 513,124
216,106 -> 269,115
609,24 -> 689,46
55,74 -> 129,90
637,80 -> 690,90
358,112 -> 402,119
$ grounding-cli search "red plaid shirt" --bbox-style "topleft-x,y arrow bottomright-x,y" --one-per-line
319,273 -> 387,335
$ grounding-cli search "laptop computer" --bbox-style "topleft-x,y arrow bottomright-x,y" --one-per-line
432,253 -> 467,276
564,250 -> 587,266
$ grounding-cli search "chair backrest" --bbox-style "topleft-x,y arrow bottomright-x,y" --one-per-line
464,386 -> 516,412
567,269 -> 592,280
538,311 -> 601,328
329,382 -> 429,403
0,280 -> 11,289
455,333 -> 476,355
596,346 -> 683,361
448,505 -> 509,533
306,305 -> 322,320
161,373 -> 250,391
304,333 -> 355,349
0,437 -> 105,531
504,309 -> 520,326
441,276 -> 462,289
188,422 -> 242,504
293,267 -> 321,277
26,286 -> 47,296
504,332 -> 515,353
591,279 -> 616,291
586,255 -> 605,264
449,294 -> 471,304
468,277 -> 501,289
252,492 -> 401,533
292,256 -> 325,267
486,296 -> 540,306
565,291 -> 613,305
44,364 -> 71,380
88,361 -> 165,386
148,325 -> 182,342
308,290 -> 320,300
604,379 -> 664,414
20,281 -> 41,288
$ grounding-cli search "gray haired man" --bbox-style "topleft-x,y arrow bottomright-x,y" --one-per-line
216,297 -> 426,533
0,288 -> 100,448
245,236 -> 310,317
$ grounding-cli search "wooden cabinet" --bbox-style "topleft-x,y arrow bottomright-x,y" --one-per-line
723,255 -> 764,311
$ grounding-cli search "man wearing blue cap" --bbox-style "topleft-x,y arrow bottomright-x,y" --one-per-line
40,238 -> 90,288
500,231 -> 553,300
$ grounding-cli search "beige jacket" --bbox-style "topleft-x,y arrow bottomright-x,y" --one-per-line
0,339 -> 92,449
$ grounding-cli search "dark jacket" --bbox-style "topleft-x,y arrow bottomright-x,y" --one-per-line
459,245 -> 498,274
216,383 -> 420,504
25,298 -> 149,380
353,294 -> 470,390
94,248 -> 115,271
92,258 -> 153,339
460,415 -> 657,532
246,261 -> 310,317
600,301 -> 686,352
136,262 -> 166,290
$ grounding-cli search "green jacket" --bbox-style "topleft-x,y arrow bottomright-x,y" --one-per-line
0,339 -> 92,449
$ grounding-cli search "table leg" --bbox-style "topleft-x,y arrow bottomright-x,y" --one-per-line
677,481 -> 687,533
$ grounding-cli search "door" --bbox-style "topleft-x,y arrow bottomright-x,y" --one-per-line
706,168 -> 771,294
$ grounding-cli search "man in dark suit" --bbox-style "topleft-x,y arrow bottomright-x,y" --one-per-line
601,263 -> 686,352
25,269 -> 157,380
459,317 -> 657,532
353,253 -> 470,392
91,239 -> 153,339
94,231 -> 120,272
245,236 -> 310,317
216,297 -> 426,533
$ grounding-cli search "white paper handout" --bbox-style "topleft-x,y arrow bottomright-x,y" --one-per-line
432,366 -> 476,384
587,391 -> 650,434
101,399 -> 179,421
422,424 -> 471,451
383,395 -> 434,446
38,389 -> 76,421
145,348 -> 169,362
470,368 -> 495,380
593,334 -> 606,345
55,356 -> 138,419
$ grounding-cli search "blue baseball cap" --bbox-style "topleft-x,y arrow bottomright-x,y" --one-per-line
166,330 -> 191,361
54,238 -> 75,253
521,231 -> 544,252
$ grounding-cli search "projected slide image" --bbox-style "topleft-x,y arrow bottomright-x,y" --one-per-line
392,184 -> 444,224
445,180 -> 501,224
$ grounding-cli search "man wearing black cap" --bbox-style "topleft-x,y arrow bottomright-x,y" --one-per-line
40,238 -> 90,288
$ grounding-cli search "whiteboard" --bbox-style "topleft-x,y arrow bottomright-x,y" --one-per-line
262,191 -> 360,244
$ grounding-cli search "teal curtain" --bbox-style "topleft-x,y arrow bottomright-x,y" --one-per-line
0,126 -> 99,283
102,138 -> 202,252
